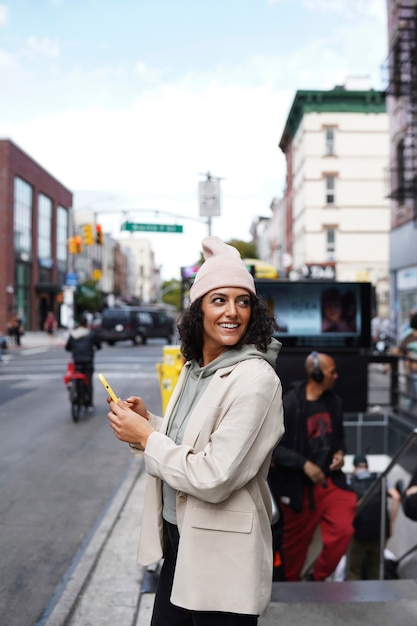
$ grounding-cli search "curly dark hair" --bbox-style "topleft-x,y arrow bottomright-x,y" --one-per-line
177,294 -> 278,362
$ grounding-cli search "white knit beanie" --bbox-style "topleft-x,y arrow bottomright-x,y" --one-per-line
189,236 -> 256,303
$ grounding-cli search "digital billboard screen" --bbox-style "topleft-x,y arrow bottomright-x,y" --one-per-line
255,280 -> 372,349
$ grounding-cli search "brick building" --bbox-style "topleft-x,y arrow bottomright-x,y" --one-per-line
0,139 -> 72,333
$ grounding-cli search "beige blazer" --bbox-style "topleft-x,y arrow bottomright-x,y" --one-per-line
137,356 -> 284,616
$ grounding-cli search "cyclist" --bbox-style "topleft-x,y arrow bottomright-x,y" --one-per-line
65,314 -> 101,412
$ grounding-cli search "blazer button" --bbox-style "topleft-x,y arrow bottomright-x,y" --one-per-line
177,493 -> 187,503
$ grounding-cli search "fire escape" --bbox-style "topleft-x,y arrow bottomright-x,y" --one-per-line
386,4 -> 417,218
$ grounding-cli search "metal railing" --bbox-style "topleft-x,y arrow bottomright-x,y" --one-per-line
352,427 -> 417,579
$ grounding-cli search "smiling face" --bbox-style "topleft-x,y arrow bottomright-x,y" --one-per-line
200,287 -> 251,364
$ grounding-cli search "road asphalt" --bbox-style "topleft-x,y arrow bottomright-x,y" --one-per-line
4,332 -> 156,626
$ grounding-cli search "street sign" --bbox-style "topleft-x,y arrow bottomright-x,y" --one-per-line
121,222 -> 183,233
66,272 -> 78,287
199,179 -> 221,217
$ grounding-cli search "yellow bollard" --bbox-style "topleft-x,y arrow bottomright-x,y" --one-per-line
156,345 -> 184,413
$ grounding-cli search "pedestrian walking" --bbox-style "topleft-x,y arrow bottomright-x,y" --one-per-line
7,313 -> 23,346
106,236 -> 284,625
43,311 -> 57,341
395,312 -> 417,411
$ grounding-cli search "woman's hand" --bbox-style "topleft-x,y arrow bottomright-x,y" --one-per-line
125,395 -> 150,418
107,399 -> 154,448
106,394 -> 150,419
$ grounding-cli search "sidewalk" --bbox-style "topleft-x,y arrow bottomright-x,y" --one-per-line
39,456 -> 153,626
2,330 -> 68,354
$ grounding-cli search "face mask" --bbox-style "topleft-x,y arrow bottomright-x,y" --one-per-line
355,468 -> 371,479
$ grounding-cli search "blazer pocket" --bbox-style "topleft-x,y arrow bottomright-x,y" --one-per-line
190,505 -> 254,534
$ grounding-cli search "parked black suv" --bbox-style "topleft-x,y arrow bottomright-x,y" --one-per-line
99,307 -> 175,346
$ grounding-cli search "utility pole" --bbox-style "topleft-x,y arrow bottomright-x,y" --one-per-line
198,171 -> 222,236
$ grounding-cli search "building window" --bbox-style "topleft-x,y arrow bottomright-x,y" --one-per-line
326,228 -> 336,261
57,206 -> 68,263
15,261 -> 31,327
38,193 -> 53,265
325,128 -> 335,155
14,177 -> 33,255
325,175 -> 336,204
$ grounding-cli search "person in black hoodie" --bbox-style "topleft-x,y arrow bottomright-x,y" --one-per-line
268,351 -> 356,581
65,314 -> 101,411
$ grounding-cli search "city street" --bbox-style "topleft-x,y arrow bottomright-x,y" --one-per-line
0,338 -> 165,626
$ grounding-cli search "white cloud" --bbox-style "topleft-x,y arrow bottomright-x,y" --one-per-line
0,5 -> 8,24
302,0 -> 385,20
134,60 -> 164,83
24,36 -> 60,59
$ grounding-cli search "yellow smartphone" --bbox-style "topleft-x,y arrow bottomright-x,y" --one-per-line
98,373 -> 118,402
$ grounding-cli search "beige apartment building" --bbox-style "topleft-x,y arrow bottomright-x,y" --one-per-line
268,80 -> 390,316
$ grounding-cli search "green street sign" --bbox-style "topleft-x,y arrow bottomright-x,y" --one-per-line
121,221 -> 183,233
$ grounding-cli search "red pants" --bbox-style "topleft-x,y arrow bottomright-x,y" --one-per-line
280,478 -> 357,581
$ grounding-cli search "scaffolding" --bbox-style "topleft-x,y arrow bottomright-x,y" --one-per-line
386,3 -> 417,215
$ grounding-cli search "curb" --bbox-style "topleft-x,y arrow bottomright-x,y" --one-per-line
37,456 -> 146,626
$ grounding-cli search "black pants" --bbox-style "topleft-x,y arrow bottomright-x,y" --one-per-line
74,362 -> 94,406
151,521 -> 258,626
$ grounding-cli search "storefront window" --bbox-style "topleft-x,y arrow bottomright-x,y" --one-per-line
15,262 -> 30,330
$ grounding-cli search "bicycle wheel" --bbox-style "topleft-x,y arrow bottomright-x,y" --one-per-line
70,378 -> 83,422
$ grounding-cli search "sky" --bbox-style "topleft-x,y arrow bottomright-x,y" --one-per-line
0,0 -> 388,281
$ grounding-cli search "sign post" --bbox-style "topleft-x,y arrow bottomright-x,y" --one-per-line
198,172 -> 222,236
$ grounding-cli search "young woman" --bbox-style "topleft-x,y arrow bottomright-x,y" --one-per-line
107,237 -> 284,625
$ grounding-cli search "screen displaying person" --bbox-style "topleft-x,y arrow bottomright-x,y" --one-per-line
321,287 -> 356,333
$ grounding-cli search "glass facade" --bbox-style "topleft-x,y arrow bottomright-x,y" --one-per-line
57,205 -> 68,285
15,262 -> 30,330
38,193 -> 53,265
13,177 -> 33,325
14,177 -> 33,255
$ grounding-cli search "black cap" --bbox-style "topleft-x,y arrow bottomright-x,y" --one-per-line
353,454 -> 368,467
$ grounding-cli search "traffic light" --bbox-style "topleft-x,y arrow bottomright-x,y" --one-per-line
68,237 -> 76,254
82,223 -> 95,246
74,235 -> 82,253
67,236 -> 83,254
96,224 -> 103,245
